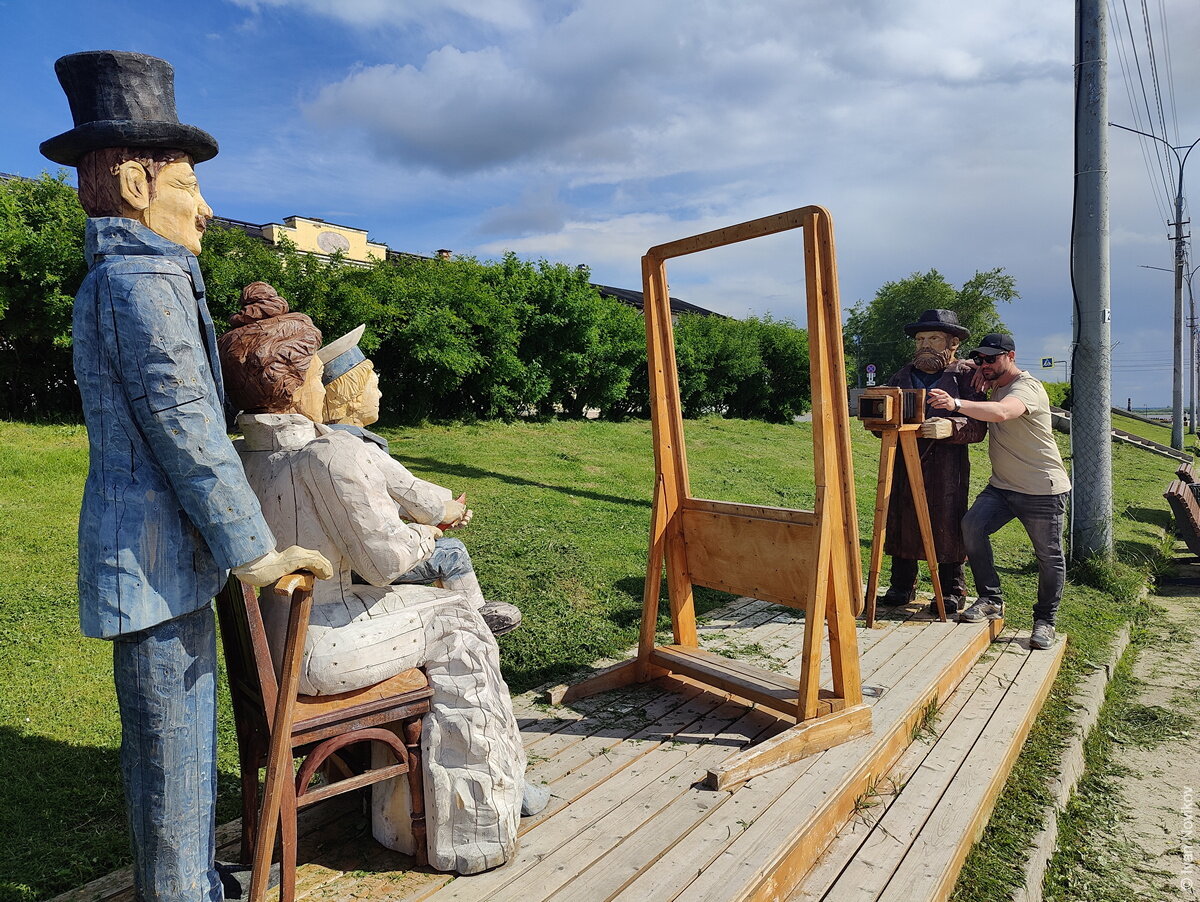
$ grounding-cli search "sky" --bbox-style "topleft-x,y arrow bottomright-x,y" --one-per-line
3,0 -> 1199,407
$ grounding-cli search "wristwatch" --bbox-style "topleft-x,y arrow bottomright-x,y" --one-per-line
953,397 -> 961,411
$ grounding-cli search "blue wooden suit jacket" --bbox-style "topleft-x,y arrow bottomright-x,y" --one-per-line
73,218 -> 275,639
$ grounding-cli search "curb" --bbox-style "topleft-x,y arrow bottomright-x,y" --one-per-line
1011,622 -> 1133,902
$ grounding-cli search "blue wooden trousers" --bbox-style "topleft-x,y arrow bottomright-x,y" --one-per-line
112,606 -> 223,902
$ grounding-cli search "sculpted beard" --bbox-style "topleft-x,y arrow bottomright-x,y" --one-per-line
914,347 -> 952,372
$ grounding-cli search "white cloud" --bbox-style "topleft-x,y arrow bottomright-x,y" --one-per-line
227,0 -> 539,32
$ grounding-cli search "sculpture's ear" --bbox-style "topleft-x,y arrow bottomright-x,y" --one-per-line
117,161 -> 151,213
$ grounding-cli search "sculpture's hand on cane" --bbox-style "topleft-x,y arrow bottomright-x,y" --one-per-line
233,546 -> 333,586
918,417 -> 953,439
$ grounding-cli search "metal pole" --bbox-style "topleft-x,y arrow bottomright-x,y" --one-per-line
1188,263 -> 1199,436
1072,0 -> 1113,558
1173,183 -> 1185,449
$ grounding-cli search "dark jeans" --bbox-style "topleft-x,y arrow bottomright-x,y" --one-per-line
888,557 -> 967,598
112,607 -> 222,902
962,485 -> 1069,625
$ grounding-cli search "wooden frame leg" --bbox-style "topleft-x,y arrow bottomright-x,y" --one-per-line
864,431 -> 898,628
899,430 -> 945,621
705,704 -> 872,790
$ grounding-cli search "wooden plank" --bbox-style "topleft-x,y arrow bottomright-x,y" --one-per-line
663,622 -> 996,902
876,637 -> 1067,902
525,677 -> 708,786
646,207 -> 816,260
427,697 -> 771,902
611,629 -> 971,902
652,645 -> 827,717
684,498 -> 819,526
680,508 -> 817,608
519,680 -> 738,834
825,637 -> 1033,898
788,629 -> 1018,902
706,703 -> 872,790
483,705 -> 782,902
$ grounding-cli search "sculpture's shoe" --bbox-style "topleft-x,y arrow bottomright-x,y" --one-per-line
217,860 -> 281,900
480,601 -> 522,636
521,780 -> 551,817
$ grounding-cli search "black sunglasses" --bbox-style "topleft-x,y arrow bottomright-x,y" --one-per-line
970,353 -> 1002,365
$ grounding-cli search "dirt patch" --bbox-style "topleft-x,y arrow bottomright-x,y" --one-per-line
1114,579 -> 1200,900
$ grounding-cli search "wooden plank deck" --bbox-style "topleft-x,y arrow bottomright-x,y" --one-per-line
53,598 -> 1059,902
790,626 -> 1066,901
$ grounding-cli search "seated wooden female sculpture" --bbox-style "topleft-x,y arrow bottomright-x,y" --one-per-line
218,282 -> 526,874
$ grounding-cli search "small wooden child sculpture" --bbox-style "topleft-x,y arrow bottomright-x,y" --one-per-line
318,324 -> 522,636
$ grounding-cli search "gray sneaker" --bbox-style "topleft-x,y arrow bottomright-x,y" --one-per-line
1030,620 -> 1057,650
479,601 -> 522,636
957,597 -> 1004,623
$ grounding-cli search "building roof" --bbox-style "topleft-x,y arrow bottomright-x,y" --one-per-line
593,284 -> 722,318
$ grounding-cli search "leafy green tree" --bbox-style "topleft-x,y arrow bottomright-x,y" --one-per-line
0,173 -> 87,419
844,268 -> 1014,385
725,315 -> 811,422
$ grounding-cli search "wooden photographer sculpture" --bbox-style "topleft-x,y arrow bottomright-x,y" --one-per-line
862,310 -> 986,624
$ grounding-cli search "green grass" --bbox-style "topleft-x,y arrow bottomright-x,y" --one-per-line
0,416 -> 1182,901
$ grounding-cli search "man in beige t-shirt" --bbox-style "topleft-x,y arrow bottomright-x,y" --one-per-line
929,333 -> 1070,650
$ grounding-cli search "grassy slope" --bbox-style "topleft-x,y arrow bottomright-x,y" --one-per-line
0,417 -> 1179,901
1111,409 -> 1178,448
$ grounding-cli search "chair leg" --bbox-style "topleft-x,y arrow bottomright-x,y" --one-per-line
280,785 -> 299,902
240,739 -> 261,864
404,717 -> 428,868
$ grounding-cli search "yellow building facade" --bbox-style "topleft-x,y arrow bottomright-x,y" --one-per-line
260,216 -> 389,265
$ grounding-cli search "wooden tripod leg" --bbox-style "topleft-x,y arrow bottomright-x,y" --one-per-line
864,431 -> 898,627
899,430 -> 945,621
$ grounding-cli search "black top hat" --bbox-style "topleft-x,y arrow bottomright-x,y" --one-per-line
903,308 -> 970,340
40,51 -> 218,167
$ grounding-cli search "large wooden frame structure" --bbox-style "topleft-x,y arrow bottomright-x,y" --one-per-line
560,207 -> 871,789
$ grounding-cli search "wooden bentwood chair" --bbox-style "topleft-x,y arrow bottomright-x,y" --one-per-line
216,574 -> 434,902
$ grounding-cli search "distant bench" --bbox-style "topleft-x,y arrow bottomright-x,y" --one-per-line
1164,479 -> 1200,557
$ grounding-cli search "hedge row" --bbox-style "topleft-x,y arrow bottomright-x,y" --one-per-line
0,173 -> 812,423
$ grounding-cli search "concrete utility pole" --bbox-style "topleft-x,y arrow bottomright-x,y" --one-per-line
1073,0 -> 1113,558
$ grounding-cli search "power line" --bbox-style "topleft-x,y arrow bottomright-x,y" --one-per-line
1110,0 -> 1173,221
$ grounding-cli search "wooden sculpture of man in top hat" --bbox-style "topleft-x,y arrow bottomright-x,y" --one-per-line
41,51 -> 331,901
877,309 -> 986,615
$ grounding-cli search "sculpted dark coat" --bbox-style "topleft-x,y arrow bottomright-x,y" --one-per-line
884,360 -> 987,562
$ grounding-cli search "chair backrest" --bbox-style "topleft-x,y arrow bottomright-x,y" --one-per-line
216,577 -> 280,734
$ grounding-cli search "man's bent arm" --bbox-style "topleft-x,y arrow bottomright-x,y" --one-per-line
928,387 -> 1027,423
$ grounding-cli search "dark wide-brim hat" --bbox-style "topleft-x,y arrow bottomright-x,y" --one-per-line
903,308 -> 970,340
40,51 -> 218,167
